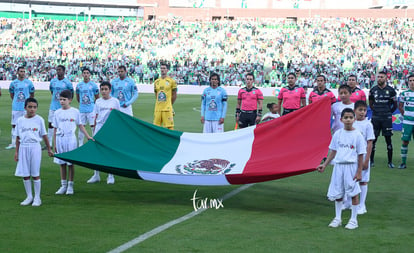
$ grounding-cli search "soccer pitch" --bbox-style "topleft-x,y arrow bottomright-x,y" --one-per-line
0,91 -> 413,253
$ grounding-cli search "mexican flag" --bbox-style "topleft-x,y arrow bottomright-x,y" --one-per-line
55,98 -> 332,186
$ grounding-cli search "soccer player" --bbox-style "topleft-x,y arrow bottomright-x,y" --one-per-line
398,74 -> 414,169
201,73 -> 228,133
53,90 -> 93,195
14,98 -> 53,206
308,75 -> 337,104
48,65 -> 73,146
277,73 -> 306,116
111,65 -> 138,116
318,108 -> 366,230
76,68 -> 99,147
347,75 -> 367,102
153,63 -> 177,130
369,71 -> 398,168
331,85 -> 354,134
7,66 -> 35,149
235,73 -> 264,128
87,82 -> 120,184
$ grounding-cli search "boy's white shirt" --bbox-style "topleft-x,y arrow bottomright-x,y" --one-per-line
94,96 -> 121,125
331,102 -> 355,133
52,107 -> 81,137
330,128 -> 367,164
16,115 -> 47,144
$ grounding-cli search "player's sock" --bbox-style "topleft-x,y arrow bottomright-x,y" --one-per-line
360,184 -> 368,208
33,179 -> 41,200
386,136 -> 393,163
401,144 -> 408,164
48,128 -> 54,146
351,204 -> 358,221
23,179 -> 33,199
11,128 -> 16,146
335,201 -> 343,220
78,131 -> 85,147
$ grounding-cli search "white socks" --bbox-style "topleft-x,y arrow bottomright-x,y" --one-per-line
48,128 -> 54,146
78,131 -> 85,147
335,201 -> 343,220
11,128 -> 16,146
360,185 -> 368,207
351,204 -> 358,221
33,179 -> 41,200
23,179 -> 33,199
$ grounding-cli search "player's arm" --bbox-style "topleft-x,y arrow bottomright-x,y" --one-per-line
399,101 -> 405,116
317,149 -> 336,173
76,92 -> 80,103
355,154 -> 364,181
79,124 -> 94,141
126,83 -> 139,107
236,98 -> 242,122
200,94 -> 206,124
363,140 -> 373,170
42,134 -> 53,157
171,88 -> 177,105
256,99 -> 263,123
220,96 -> 228,124
390,96 -> 398,113
300,97 -> 306,108
14,136 -> 20,162
52,127 -> 57,153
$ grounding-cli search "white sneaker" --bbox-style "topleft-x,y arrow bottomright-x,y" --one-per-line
55,186 -> 67,195
20,197 -> 33,206
357,205 -> 367,215
107,175 -> 115,184
328,218 -> 342,228
66,186 -> 74,195
345,219 -> 358,229
32,198 -> 42,207
87,174 -> 100,183
5,144 -> 16,150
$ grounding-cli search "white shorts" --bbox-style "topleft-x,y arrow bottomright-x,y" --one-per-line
53,135 -> 77,165
48,110 -> 56,123
11,111 -> 25,125
120,105 -> 133,116
15,143 -> 42,177
203,120 -> 224,133
327,163 -> 361,201
80,112 -> 96,126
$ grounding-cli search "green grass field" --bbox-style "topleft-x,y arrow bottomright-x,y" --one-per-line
0,91 -> 413,253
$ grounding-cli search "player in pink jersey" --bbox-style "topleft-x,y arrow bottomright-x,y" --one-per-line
309,75 -> 337,104
277,73 -> 306,116
337,75 -> 367,103
235,73 -> 263,128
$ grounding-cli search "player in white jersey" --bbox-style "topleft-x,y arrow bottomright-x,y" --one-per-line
111,65 -> 138,116
53,90 -> 93,195
331,85 -> 354,134
76,68 -> 99,147
48,65 -> 73,146
14,98 -> 53,207
7,66 -> 35,149
318,108 -> 366,230
87,82 -> 120,184
200,73 -> 228,133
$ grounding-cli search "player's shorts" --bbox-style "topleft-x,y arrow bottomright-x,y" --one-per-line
203,120 -> 224,133
53,135 -> 77,165
327,163 -> 361,201
153,111 -> 174,129
282,108 -> 298,116
238,111 -> 257,129
11,111 -> 25,125
120,105 -> 133,116
80,112 -> 96,126
401,124 -> 414,142
15,143 -> 42,177
48,110 -> 56,123
371,116 -> 393,137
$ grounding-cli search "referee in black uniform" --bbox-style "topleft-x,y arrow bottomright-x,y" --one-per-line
368,71 -> 398,168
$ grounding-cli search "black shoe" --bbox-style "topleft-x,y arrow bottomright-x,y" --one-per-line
371,162 -> 375,168
388,162 -> 395,169
398,163 -> 407,169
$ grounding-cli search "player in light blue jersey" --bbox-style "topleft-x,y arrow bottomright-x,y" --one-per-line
76,68 -> 99,147
47,65 -> 73,145
201,73 -> 228,133
111,65 -> 138,116
6,66 -> 35,149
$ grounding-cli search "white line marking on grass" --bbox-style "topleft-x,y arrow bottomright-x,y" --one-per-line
107,184 -> 253,253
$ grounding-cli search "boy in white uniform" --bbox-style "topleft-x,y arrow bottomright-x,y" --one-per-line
352,100 -> 375,215
14,98 -> 53,206
53,90 -> 93,195
87,81 -> 120,184
331,85 -> 354,134
318,108 -> 366,229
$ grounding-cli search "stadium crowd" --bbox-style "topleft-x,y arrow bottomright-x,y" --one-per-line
0,17 -> 413,88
